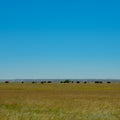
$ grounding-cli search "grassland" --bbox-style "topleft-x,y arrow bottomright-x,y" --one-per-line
0,82 -> 120,120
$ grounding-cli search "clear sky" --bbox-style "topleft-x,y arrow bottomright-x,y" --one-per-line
0,0 -> 120,79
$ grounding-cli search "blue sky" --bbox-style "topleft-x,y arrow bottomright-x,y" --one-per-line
0,0 -> 120,79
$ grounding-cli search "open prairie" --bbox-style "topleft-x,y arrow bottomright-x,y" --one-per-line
0,83 -> 120,120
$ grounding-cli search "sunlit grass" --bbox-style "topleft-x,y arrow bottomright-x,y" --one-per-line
0,83 -> 120,120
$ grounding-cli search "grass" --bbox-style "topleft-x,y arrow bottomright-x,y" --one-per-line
0,82 -> 120,120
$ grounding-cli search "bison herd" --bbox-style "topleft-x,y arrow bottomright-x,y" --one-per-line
3,80 -> 111,84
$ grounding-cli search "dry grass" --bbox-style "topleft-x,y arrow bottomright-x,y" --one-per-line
0,82 -> 120,120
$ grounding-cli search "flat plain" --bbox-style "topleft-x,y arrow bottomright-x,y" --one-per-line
0,82 -> 120,120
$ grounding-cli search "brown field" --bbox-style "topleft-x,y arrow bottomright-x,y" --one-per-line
0,82 -> 120,120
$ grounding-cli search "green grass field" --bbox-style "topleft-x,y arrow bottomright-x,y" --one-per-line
0,83 -> 120,120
